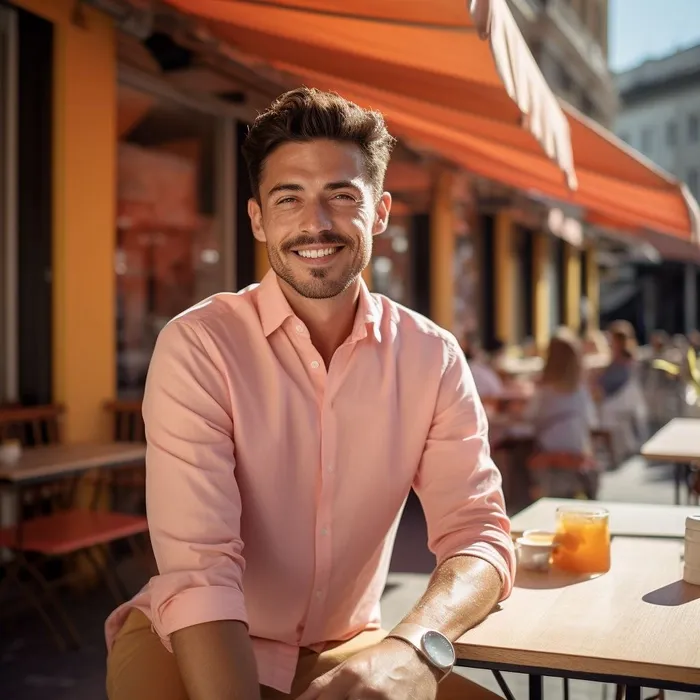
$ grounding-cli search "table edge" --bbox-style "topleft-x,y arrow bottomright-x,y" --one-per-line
454,643 -> 700,687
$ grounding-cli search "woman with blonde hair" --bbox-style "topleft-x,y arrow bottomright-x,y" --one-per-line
527,328 -> 600,499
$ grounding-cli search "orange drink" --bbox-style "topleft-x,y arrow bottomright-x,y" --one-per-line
552,506 -> 610,574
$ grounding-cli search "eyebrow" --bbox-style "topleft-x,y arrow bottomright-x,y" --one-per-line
267,183 -> 304,198
267,180 -> 361,199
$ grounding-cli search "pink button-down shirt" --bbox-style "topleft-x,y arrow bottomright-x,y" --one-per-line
105,271 -> 515,693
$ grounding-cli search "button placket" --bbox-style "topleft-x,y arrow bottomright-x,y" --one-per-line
302,403 -> 335,646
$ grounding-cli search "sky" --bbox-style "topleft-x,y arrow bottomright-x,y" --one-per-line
609,0 -> 700,72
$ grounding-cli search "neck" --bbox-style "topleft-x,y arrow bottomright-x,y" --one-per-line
279,278 -> 361,366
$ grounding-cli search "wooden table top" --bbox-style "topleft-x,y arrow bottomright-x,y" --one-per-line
455,538 -> 700,686
510,498 -> 699,540
641,418 -> 700,463
0,442 -> 146,483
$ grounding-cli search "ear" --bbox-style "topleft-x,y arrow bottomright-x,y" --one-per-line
248,198 -> 267,243
372,192 -> 392,237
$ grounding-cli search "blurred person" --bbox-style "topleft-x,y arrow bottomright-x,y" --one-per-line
597,322 -> 648,458
104,88 -> 514,700
689,329 -> 700,353
526,329 -> 599,499
597,321 -> 637,400
649,330 -> 670,356
672,333 -> 690,353
462,336 -> 504,398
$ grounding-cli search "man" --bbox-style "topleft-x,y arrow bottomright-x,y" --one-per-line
105,87 -> 515,700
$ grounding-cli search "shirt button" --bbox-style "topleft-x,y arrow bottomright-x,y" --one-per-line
310,360 -> 320,369
321,527 -> 328,537
295,324 -> 305,333
315,590 -> 323,599
326,463 -> 335,473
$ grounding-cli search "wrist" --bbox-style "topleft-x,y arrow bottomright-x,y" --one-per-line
384,623 -> 455,681
380,636 -> 442,683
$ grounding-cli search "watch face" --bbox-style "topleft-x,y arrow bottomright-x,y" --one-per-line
421,630 -> 455,670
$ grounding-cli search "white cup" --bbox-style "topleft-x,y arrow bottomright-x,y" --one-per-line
516,533 -> 555,572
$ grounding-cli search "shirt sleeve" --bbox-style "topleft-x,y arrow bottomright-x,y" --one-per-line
143,318 -> 247,649
413,334 -> 516,600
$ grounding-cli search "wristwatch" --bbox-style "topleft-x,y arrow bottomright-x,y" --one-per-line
386,623 -> 455,680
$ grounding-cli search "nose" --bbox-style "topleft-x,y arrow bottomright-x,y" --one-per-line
300,199 -> 332,235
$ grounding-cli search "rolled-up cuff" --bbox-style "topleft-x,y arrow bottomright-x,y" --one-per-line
438,541 -> 515,600
152,585 -> 248,652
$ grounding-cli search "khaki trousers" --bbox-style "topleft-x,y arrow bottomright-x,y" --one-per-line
106,610 -> 498,700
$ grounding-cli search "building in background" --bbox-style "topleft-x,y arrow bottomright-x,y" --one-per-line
615,42 -> 700,200
508,0 -> 617,125
611,43 -> 700,338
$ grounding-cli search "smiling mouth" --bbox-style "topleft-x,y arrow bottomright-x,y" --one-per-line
293,246 -> 344,260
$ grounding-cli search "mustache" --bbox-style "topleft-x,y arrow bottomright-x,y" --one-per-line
282,232 -> 352,252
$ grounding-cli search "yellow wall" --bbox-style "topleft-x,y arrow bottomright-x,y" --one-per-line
585,245 -> 600,331
255,240 -> 270,281
15,0 -> 116,442
494,213 -> 514,345
564,244 -> 581,332
532,232 -> 550,351
430,170 -> 455,330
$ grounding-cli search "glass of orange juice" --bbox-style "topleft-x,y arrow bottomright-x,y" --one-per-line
552,505 -> 611,574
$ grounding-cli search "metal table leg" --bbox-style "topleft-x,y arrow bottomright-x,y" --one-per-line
625,686 -> 642,700
492,671 -> 517,700
529,674 -> 544,700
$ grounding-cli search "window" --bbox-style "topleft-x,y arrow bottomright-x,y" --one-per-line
666,121 -> 677,147
371,219 -> 413,306
690,114 -> 700,143
641,127 -> 653,154
689,168 -> 699,198
618,132 -> 631,145
116,82 -> 233,398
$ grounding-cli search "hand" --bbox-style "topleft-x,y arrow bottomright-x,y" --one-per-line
297,637 -> 439,700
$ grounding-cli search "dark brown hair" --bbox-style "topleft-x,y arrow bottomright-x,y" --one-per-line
242,87 -> 396,201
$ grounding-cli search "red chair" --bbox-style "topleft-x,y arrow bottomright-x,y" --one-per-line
0,509 -> 148,650
0,403 -> 150,650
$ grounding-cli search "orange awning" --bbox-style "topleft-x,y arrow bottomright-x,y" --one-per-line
163,0 -> 576,187
283,66 -> 699,244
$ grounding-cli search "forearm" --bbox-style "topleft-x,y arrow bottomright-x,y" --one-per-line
171,620 -> 260,700
399,554 -> 502,640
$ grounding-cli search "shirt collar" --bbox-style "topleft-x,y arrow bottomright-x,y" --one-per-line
258,270 -> 296,337
257,270 -> 382,343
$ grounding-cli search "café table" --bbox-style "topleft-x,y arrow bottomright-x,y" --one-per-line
641,418 -> 700,505
455,537 -> 700,700
510,497 -> 699,540
0,442 -> 146,486
0,442 -> 146,517
0,442 -> 147,649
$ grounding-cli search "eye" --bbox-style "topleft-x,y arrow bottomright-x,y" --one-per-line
333,193 -> 356,201
276,196 -> 297,205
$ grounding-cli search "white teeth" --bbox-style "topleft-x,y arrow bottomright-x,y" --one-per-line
297,247 -> 339,259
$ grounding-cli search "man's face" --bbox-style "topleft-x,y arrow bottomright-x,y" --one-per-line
248,139 -> 391,299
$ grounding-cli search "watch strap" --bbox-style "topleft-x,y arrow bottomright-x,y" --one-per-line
386,623 -> 454,680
